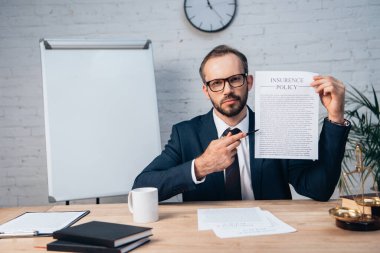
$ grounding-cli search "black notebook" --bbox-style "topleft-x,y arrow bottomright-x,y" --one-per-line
47,237 -> 150,253
52,221 -> 152,248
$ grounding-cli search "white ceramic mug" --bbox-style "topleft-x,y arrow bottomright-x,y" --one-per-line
128,187 -> 159,223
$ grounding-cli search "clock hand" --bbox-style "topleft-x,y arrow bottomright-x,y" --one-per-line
212,8 -> 223,20
207,0 -> 213,9
213,9 -> 223,20
206,0 -> 223,20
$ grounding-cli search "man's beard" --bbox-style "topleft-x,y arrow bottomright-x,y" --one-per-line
210,88 -> 248,117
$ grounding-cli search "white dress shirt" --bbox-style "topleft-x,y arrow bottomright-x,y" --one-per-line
190,108 -> 255,200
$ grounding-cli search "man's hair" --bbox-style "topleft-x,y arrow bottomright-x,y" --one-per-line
199,45 -> 248,83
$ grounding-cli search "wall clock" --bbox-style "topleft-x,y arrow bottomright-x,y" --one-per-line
184,0 -> 237,33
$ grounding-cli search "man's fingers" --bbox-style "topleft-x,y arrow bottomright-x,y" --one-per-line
230,148 -> 237,157
321,86 -> 334,96
311,75 -> 338,85
314,82 -> 331,94
311,75 -> 345,95
313,81 -> 344,95
227,140 -> 241,152
310,78 -> 325,87
313,75 -> 337,81
311,77 -> 333,87
220,132 -> 246,145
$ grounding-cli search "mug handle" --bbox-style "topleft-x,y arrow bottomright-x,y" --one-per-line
127,191 -> 133,214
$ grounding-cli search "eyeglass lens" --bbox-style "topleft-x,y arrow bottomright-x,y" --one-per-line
208,74 -> 246,92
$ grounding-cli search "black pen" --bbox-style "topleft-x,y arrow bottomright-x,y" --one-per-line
246,129 -> 259,136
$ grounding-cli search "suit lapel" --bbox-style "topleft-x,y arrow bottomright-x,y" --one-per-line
248,108 -> 264,200
198,109 -> 225,200
198,109 -> 218,151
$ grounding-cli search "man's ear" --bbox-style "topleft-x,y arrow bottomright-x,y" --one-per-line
202,84 -> 210,99
247,75 -> 254,91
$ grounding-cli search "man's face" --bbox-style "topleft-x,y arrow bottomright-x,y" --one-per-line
202,54 -> 253,117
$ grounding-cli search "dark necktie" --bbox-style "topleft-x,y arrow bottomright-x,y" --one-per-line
222,128 -> 242,200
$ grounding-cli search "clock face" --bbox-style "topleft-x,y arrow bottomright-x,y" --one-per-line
184,0 -> 237,33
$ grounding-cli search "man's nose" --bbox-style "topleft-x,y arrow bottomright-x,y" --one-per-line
223,81 -> 233,94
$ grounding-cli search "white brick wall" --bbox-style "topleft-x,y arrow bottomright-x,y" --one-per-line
1,0 -> 379,207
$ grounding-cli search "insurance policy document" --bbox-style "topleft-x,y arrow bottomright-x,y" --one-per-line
254,71 -> 319,160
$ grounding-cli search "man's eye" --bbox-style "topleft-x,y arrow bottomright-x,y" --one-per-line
211,80 -> 223,86
230,76 -> 242,83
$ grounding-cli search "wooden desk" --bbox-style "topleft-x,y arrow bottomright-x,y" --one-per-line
0,200 -> 378,252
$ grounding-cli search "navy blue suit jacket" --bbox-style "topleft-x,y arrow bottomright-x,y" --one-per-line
133,108 -> 350,202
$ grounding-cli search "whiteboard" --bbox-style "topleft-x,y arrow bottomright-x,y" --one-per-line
40,39 -> 161,202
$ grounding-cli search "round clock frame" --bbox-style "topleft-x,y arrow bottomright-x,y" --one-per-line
184,0 -> 237,33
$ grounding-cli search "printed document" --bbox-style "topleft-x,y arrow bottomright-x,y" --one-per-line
254,71 -> 319,160
198,207 -> 270,231
198,207 -> 296,238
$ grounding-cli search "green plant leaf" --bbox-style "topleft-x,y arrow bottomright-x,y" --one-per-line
342,85 -> 380,194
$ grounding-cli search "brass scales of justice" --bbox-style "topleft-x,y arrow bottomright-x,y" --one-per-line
329,144 -> 380,231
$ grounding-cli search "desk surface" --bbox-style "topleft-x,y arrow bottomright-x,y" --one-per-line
0,200 -> 378,252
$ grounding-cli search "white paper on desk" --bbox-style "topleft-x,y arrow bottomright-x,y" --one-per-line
254,71 -> 319,160
0,211 -> 89,235
197,207 -> 271,231
212,210 -> 296,238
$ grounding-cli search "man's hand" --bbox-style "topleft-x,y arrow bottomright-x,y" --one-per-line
194,132 -> 245,180
311,75 -> 345,123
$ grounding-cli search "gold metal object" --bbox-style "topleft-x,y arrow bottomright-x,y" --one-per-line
354,197 -> 380,207
343,144 -> 371,203
344,144 -> 366,176
329,207 -> 363,222
330,143 -> 380,230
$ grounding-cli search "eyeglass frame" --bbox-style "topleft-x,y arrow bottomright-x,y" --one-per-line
205,73 -> 248,92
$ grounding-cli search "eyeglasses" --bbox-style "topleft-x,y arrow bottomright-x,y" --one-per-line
205,73 -> 247,92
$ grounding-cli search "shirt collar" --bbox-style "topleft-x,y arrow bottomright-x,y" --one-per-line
212,107 -> 249,138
